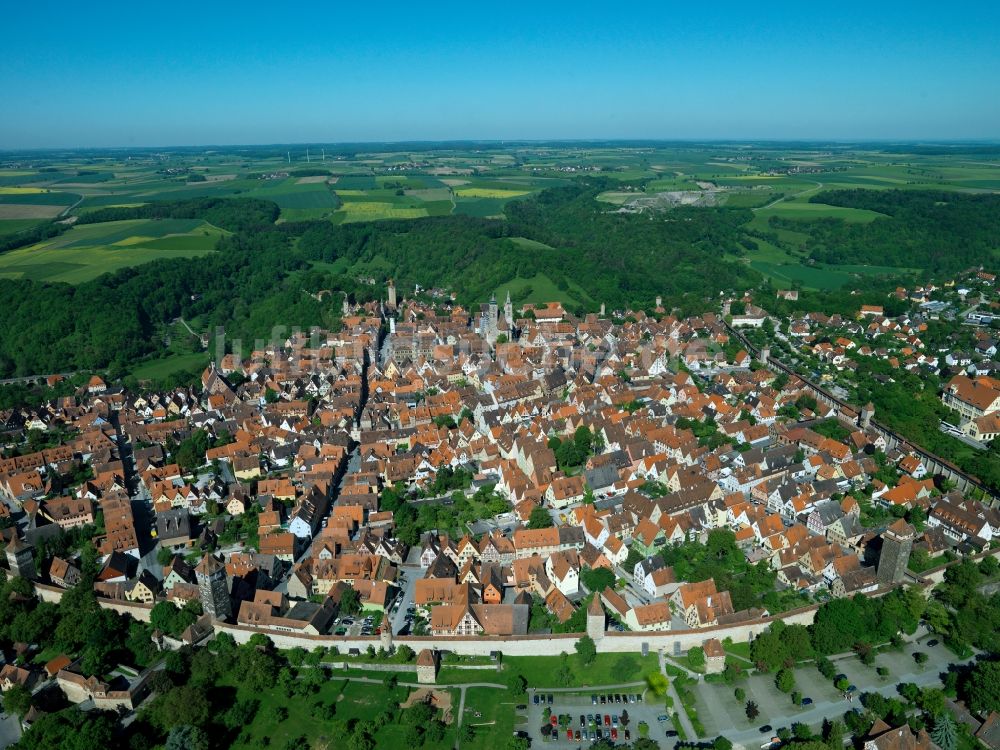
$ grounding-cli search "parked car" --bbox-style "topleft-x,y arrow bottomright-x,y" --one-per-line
802,697 -> 812,705
567,729 -> 574,741
611,728 -> 618,740
574,730 -> 581,742
600,695 -> 607,705
759,725 -> 773,733
612,715 -> 618,726
928,639 -> 940,647
591,694 -> 598,705
533,694 -> 540,705
580,715 -> 586,727
604,714 -> 611,726
665,730 -> 679,737
547,693 -> 554,704
625,729 -> 631,741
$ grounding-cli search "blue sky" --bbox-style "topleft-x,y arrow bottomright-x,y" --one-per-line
2,1 -> 999,148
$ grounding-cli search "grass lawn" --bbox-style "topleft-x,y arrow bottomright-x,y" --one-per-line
130,352 -> 209,382
507,236 -> 555,251
722,639 -> 752,662
503,652 -> 660,688
436,666 -> 504,684
493,272 -> 594,307
463,685 -> 518,748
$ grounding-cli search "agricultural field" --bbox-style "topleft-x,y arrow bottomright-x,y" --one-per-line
0,218 -> 226,284
1,143 -> 996,294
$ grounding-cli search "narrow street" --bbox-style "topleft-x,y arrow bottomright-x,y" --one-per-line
659,649 -> 697,740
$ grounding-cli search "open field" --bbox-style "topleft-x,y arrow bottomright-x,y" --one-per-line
0,218 -> 225,283
0,204 -> 65,219
130,351 -> 209,382
494,272 -> 595,307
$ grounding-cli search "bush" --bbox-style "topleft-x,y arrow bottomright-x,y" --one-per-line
775,668 -> 796,694
687,647 -> 706,671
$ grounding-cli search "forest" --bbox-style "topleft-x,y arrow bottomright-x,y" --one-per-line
0,183 -> 758,378
296,180 -> 758,313
775,189 -> 1000,271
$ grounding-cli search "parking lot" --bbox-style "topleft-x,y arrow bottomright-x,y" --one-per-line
521,688 -> 679,746
331,612 -> 381,638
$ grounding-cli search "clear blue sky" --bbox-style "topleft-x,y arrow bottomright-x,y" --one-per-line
3,1 -> 999,148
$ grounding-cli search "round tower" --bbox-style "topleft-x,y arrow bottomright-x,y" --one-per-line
380,614 -> 393,652
586,595 -> 605,641
860,402 -> 875,430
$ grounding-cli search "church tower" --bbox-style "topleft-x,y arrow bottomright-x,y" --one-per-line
587,595 -> 605,641
387,279 -> 397,310
196,553 -> 232,621
504,291 -> 514,328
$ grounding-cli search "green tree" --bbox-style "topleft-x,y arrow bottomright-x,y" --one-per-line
575,635 -> 597,665
931,712 -> 958,750
527,506 -> 554,529
745,700 -> 760,720
687,646 -> 706,670
965,660 -> 1000,714
165,725 -> 210,750
2,683 -> 32,718
339,586 -> 361,616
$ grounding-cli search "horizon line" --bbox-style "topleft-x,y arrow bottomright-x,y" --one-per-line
3,137 -> 1000,154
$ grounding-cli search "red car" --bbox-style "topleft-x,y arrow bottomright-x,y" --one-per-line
611,728 -> 618,741
604,714 -> 611,727
567,729 -> 574,741
550,714 -> 559,726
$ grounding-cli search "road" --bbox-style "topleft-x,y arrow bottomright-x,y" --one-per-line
390,565 -> 420,635
58,194 -> 85,219
0,712 -> 21,748
753,181 -> 824,213
659,649 -> 697,739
